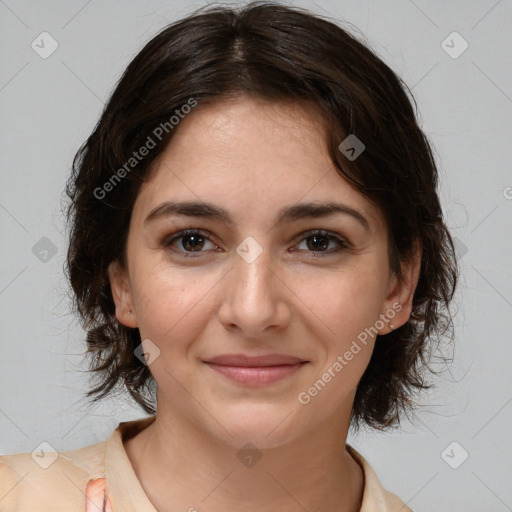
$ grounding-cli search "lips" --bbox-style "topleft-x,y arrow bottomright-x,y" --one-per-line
204,353 -> 306,367
202,353 -> 308,386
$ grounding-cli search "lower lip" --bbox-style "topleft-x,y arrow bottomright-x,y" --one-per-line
204,362 -> 306,386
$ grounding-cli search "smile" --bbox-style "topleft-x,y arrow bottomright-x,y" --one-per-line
202,353 -> 309,386
204,362 -> 307,386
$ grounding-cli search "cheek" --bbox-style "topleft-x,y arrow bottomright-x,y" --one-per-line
299,263 -> 387,343
131,265 -> 220,354
294,261 -> 389,400
295,273 -> 382,410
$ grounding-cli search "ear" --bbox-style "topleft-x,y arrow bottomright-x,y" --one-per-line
107,260 -> 138,328
378,239 -> 422,335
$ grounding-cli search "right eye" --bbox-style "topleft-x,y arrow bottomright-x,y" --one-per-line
163,229 -> 220,257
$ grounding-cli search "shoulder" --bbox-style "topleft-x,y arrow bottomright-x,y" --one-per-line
347,444 -> 413,512
0,438 -> 107,512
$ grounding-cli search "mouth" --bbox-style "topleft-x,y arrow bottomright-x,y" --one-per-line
202,353 -> 308,386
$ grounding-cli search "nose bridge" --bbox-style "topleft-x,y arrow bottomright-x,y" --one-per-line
232,241 -> 275,306
219,238 -> 288,334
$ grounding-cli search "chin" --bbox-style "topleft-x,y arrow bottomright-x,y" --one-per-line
203,402 -> 306,450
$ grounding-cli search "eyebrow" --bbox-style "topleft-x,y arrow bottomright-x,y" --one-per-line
144,200 -> 371,232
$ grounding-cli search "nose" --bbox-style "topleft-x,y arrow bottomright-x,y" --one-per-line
218,244 -> 292,338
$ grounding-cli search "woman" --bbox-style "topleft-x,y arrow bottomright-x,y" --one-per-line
0,2 -> 457,511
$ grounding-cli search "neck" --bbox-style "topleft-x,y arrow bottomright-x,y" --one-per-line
124,398 -> 364,512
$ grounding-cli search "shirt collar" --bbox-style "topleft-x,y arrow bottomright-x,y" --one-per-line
104,416 -> 410,512
105,416 -> 158,511
346,444 -> 412,511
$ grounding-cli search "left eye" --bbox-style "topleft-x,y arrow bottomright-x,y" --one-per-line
293,230 -> 348,255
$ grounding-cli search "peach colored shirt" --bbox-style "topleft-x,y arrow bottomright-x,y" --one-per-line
0,416 -> 411,511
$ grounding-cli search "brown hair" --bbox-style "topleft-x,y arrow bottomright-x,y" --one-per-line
65,1 -> 458,430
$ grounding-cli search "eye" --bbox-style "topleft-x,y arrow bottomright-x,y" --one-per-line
293,230 -> 349,257
163,229 -> 219,257
162,228 -> 349,259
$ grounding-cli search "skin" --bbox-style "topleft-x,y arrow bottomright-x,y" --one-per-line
108,95 -> 421,512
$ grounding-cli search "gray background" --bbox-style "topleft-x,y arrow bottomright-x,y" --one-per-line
1,0 -> 511,510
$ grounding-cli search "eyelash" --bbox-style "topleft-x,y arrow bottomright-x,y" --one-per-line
162,228 -> 349,258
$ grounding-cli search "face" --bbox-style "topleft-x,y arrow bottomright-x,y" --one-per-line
109,96 -> 419,448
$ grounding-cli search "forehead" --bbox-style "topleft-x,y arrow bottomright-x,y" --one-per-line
134,96 -> 383,231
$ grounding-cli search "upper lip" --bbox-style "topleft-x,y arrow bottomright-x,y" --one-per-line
203,353 -> 307,367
